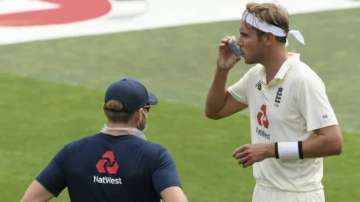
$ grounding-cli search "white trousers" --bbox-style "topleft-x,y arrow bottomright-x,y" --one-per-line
252,184 -> 325,202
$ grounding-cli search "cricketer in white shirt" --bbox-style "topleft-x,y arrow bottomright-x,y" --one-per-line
206,3 -> 342,202
228,53 -> 338,192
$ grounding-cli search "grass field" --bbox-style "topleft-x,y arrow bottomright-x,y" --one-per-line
0,8 -> 359,202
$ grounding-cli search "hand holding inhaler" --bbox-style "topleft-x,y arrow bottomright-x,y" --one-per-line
217,36 -> 241,70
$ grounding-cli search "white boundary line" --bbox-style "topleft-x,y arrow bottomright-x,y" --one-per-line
0,0 -> 359,45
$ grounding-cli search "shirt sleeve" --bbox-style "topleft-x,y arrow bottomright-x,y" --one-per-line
297,73 -> 338,131
36,146 -> 68,197
227,67 -> 256,105
152,147 -> 181,194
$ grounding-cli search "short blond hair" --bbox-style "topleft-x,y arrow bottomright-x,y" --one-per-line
244,3 -> 289,43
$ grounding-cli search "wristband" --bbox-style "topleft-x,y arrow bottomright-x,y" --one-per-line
298,141 -> 304,159
274,142 -> 279,159
277,142 -> 299,160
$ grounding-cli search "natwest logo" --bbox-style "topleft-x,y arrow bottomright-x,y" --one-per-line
257,104 -> 269,129
96,151 -> 119,174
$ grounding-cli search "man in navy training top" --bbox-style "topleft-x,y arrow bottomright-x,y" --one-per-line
21,78 -> 188,202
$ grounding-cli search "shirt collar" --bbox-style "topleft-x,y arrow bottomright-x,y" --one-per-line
260,53 -> 300,87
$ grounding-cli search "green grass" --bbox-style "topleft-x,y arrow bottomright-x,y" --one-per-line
0,8 -> 359,131
0,7 -> 359,202
0,73 -> 254,201
1,73 -> 359,202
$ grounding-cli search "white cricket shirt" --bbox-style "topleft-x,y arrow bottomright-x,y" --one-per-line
228,54 -> 338,192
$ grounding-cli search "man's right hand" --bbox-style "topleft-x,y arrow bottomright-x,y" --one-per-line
217,36 -> 241,70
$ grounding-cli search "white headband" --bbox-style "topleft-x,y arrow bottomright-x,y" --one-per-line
243,11 -> 305,45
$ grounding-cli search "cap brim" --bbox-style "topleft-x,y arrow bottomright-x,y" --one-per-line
147,92 -> 158,105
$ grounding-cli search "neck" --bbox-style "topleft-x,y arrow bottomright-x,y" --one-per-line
103,122 -> 137,136
261,46 -> 288,84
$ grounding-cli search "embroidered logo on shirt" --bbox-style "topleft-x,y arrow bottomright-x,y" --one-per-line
96,151 -> 119,174
255,81 -> 262,91
257,104 -> 269,129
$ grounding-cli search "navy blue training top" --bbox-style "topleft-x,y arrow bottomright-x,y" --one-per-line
36,133 -> 181,202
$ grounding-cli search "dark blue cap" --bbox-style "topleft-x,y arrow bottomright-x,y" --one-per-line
104,78 -> 157,112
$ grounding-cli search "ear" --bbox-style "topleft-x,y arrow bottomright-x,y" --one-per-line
133,110 -> 142,122
138,108 -> 147,121
263,33 -> 275,46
